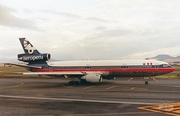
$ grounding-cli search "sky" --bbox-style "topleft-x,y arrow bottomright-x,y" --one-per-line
0,0 -> 180,62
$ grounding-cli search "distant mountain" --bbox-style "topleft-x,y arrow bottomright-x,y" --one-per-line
153,54 -> 175,61
176,56 -> 180,59
147,54 -> 177,61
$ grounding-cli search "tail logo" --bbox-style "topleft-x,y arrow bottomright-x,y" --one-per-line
23,39 -> 36,54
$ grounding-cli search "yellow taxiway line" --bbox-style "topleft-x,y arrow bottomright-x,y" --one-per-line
83,86 -> 95,90
127,78 -> 133,82
153,77 -> 158,82
138,102 -> 180,116
106,86 -> 116,90
174,86 -> 180,88
0,82 -> 24,89
130,87 -> 135,90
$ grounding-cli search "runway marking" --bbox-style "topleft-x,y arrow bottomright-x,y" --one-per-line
127,78 -> 133,82
138,102 -> 180,116
66,112 -> 150,116
8,82 -> 24,88
0,94 -> 156,105
83,86 -> 95,90
129,87 -> 147,91
0,82 -> 24,89
130,87 -> 135,90
153,77 -> 158,82
174,86 -> 180,88
106,86 -> 116,90
0,95 -> 156,105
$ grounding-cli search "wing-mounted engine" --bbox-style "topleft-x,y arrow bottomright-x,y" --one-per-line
18,53 -> 51,63
81,74 -> 102,83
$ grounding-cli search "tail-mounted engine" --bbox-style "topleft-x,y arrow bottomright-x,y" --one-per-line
18,53 -> 51,62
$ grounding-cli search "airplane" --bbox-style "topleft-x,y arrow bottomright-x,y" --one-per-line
8,38 -> 175,85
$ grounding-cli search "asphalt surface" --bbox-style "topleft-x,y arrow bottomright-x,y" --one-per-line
0,77 -> 179,116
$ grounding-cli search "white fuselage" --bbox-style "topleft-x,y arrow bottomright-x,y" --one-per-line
30,59 -> 174,78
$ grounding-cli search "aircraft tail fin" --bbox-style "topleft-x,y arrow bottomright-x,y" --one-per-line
19,38 -> 40,55
18,38 -> 51,63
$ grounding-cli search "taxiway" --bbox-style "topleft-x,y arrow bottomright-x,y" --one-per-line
0,77 -> 179,116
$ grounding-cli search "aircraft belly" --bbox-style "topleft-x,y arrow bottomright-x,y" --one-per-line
108,72 -> 167,77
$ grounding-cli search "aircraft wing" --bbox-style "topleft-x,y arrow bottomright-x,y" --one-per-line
4,63 -> 104,76
22,71 -> 103,75
4,63 -> 42,69
22,72 -> 84,75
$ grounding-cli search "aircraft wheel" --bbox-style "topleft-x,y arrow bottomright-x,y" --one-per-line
68,81 -> 79,85
80,79 -> 87,84
74,81 -> 79,85
145,81 -> 148,85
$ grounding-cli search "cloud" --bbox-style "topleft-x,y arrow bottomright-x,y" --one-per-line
99,29 -> 133,37
1,0 -> 180,61
23,9 -> 33,14
95,25 -> 107,30
40,9 -> 81,19
86,17 -> 108,22
0,5 -> 37,29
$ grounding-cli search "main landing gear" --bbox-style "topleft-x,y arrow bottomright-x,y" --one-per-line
68,79 -> 88,85
68,80 -> 79,85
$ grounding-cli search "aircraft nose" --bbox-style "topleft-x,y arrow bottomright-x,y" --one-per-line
170,66 -> 175,72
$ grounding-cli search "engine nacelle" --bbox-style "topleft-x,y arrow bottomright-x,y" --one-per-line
18,53 -> 51,62
81,74 -> 102,83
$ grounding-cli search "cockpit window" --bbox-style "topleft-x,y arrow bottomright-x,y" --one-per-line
163,64 -> 170,67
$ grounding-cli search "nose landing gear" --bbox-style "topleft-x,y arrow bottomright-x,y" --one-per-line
144,77 -> 149,85
145,81 -> 148,85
